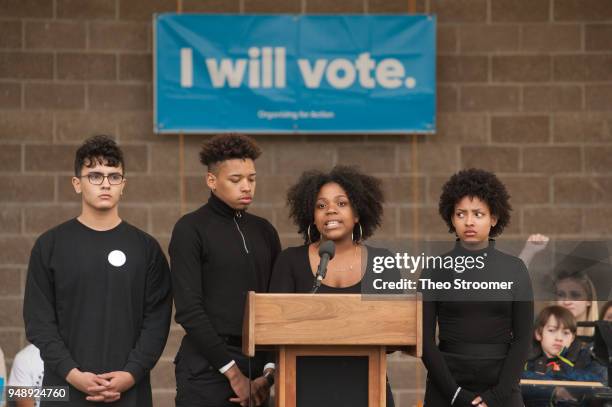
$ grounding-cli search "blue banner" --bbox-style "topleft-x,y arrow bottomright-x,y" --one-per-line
154,14 -> 436,134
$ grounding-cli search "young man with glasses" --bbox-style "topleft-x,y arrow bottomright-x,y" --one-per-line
170,134 -> 280,407
24,135 -> 172,406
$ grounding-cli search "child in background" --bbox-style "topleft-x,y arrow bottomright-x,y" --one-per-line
8,344 -> 45,407
523,305 -> 606,383
522,306 -> 607,407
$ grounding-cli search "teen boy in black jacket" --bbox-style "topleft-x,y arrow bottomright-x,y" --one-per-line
170,134 -> 281,407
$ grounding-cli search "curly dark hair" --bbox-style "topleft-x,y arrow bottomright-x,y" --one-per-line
199,134 -> 261,172
438,168 -> 511,237
74,135 -> 123,176
287,165 -> 384,244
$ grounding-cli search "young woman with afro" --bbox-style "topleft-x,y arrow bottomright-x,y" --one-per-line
420,168 -> 534,407
269,165 -> 400,407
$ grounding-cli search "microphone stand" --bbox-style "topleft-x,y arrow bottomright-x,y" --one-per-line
311,241 -> 335,293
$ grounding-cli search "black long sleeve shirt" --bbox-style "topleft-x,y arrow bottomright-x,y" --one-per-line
420,240 -> 534,407
24,219 -> 172,407
169,193 -> 281,370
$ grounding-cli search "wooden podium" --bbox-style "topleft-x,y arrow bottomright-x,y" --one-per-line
242,292 -> 422,407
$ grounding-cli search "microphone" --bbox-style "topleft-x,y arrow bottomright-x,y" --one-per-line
311,240 -> 335,293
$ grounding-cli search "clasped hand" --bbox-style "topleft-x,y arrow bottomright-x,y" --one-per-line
472,396 -> 488,407
66,368 -> 135,403
227,366 -> 271,407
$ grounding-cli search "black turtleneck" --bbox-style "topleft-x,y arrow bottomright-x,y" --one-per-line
169,193 -> 281,369
420,240 -> 534,407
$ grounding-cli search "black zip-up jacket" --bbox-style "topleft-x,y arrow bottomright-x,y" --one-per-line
169,193 -> 281,370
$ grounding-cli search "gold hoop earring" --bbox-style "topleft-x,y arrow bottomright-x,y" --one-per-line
353,222 -> 364,243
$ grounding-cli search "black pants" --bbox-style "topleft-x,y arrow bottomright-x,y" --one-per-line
175,345 -> 267,407
424,354 -> 524,407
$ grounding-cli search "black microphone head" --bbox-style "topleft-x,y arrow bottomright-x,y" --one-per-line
318,240 -> 335,260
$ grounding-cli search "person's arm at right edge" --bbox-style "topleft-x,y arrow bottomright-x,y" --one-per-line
169,217 -> 234,370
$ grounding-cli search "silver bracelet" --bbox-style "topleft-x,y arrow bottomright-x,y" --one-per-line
451,387 -> 461,405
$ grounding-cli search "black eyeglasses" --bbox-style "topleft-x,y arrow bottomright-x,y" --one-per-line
80,172 -> 125,185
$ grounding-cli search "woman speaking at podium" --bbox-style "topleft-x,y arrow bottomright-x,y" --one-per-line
269,165 -> 397,406
421,169 -> 534,407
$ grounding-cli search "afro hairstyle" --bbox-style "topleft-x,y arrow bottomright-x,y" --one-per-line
438,168 -> 511,237
286,165 -> 384,244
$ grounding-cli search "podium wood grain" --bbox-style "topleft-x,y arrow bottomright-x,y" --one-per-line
242,292 -> 422,407
243,293 -> 421,356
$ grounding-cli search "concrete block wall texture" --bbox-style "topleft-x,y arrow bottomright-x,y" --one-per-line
0,0 -> 611,405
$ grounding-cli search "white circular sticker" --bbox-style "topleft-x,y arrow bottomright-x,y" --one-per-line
107,250 -> 126,267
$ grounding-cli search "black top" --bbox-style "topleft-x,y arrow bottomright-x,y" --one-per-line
24,219 -> 172,407
269,244 -> 399,407
420,240 -> 534,407
269,244 -> 400,294
169,193 -> 281,370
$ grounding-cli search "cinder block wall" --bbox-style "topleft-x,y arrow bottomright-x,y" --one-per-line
1,0 -> 611,406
